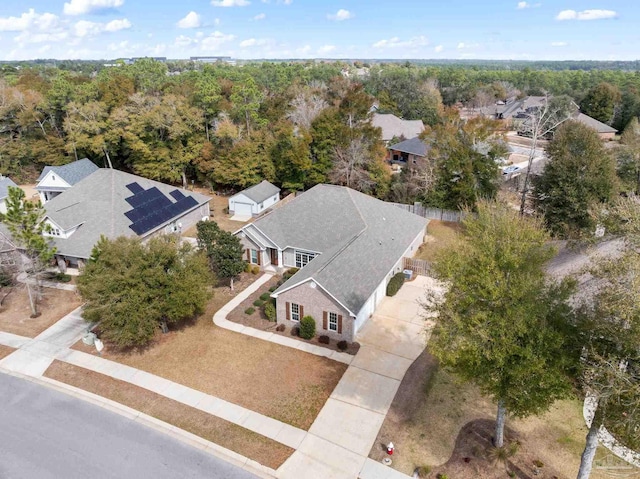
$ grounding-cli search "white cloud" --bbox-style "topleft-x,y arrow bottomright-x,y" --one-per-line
211,0 -> 250,6
63,0 -> 124,16
15,30 -> 69,44
0,9 -> 60,32
253,13 -> 266,20
517,2 -> 540,9
317,44 -> 336,55
373,35 -> 428,49
556,9 -> 617,21
200,31 -> 236,50
177,11 -> 202,29
327,9 -> 353,21
551,41 -> 568,47
457,42 -> 480,49
74,18 -> 130,37
175,35 -> 196,47
239,38 -> 269,48
434,45 -> 443,53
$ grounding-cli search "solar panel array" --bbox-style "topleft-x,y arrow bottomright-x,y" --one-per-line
124,182 -> 198,235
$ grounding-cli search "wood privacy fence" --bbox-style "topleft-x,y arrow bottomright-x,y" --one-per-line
403,257 -> 431,276
389,202 -> 466,223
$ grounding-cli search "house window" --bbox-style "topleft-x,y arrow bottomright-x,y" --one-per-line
250,249 -> 259,264
259,202 -> 264,209
290,303 -> 301,322
295,251 -> 315,268
52,175 -> 56,180
328,312 -> 338,332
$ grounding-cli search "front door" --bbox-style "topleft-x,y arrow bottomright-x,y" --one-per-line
270,248 -> 278,266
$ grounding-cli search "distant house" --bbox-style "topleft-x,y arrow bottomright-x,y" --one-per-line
228,180 -> 280,217
234,184 -> 426,342
371,113 -> 425,143
43,168 -> 210,268
36,159 -> 99,204
388,137 -> 429,169
572,112 -> 618,141
0,176 -> 18,214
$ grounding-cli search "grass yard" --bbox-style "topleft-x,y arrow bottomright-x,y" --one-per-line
182,190 -> 249,237
72,276 -> 347,431
414,220 -> 463,262
370,350 -> 613,479
0,344 -> 16,359
0,285 -> 82,338
44,361 -> 293,469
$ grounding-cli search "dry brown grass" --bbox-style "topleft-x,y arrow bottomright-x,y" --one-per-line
414,220 -> 463,262
0,285 -> 82,338
0,344 -> 16,359
72,279 -> 347,430
371,350 -> 604,479
44,360 -> 293,469
182,190 -> 249,237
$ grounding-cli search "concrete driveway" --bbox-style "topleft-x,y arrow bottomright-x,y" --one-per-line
278,275 -> 443,479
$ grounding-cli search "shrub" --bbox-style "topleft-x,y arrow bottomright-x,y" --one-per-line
533,460 -> 544,468
276,323 -> 285,332
415,465 -> 431,478
253,299 -> 265,307
318,335 -> 330,345
337,340 -> 348,351
386,272 -> 405,296
251,265 -> 260,275
268,286 -> 277,293
436,475 -> 448,479
264,302 -> 276,321
283,267 -> 299,281
259,292 -> 270,301
299,316 -> 316,339
54,273 -> 72,283
223,206 -> 229,215
290,325 -> 300,336
245,262 -> 252,273
244,307 -> 255,315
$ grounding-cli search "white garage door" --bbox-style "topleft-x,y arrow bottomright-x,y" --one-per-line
234,202 -> 253,216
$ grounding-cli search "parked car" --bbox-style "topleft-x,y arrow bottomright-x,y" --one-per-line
502,165 -> 520,175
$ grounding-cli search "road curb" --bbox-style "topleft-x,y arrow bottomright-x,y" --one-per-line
0,368 -> 277,479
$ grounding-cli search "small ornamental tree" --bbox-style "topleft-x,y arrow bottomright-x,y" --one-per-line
299,316 -> 316,339
196,220 -> 246,290
77,235 -> 212,348
0,186 -> 56,317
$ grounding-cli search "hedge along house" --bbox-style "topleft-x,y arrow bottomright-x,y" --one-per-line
234,184 -> 427,342
42,168 -> 211,269
228,180 -> 280,218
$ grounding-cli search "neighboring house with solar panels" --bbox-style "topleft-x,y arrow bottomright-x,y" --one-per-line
228,180 -> 281,217
36,158 -> 100,204
234,184 -> 426,341
42,168 -> 210,268
0,176 -> 18,214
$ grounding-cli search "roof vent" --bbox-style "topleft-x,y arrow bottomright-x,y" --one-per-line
310,281 -> 317,289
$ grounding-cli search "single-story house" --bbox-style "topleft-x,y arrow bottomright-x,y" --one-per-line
43,168 -> 210,268
388,137 -> 429,169
234,184 -> 427,342
372,113 -> 425,143
228,180 -> 280,217
36,158 -> 99,204
0,176 -> 18,214
572,112 -> 618,140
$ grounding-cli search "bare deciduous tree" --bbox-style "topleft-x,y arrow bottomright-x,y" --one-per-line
329,136 -> 374,192
287,91 -> 328,130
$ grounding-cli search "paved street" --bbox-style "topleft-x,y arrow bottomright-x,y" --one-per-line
0,373 -> 257,479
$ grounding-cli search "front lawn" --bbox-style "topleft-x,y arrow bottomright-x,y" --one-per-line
370,350 -> 599,479
73,276 -> 347,431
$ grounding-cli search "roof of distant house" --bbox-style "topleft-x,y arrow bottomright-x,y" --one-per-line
572,112 -> 618,134
388,137 -> 429,157
0,176 -> 18,201
242,184 -> 426,316
371,113 -> 425,142
234,180 -> 280,204
44,169 -> 210,260
37,158 -> 99,187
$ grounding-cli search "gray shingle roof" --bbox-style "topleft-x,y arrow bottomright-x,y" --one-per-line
246,185 -> 427,316
44,169 -> 210,259
388,137 -> 429,157
573,112 -> 618,134
372,113 -> 424,142
37,158 -> 99,186
0,176 -> 18,200
236,180 -> 280,204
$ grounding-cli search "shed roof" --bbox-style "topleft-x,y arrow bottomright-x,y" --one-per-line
388,137 -> 429,157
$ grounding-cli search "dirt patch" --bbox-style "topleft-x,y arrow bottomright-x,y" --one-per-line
72,276 -> 347,430
227,275 -> 360,355
182,189 -> 250,236
44,360 -> 293,469
0,285 -> 82,338
415,220 -> 463,263
0,344 -> 16,359
371,350 -> 600,479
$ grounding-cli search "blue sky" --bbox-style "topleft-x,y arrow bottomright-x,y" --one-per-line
0,0 -> 636,61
